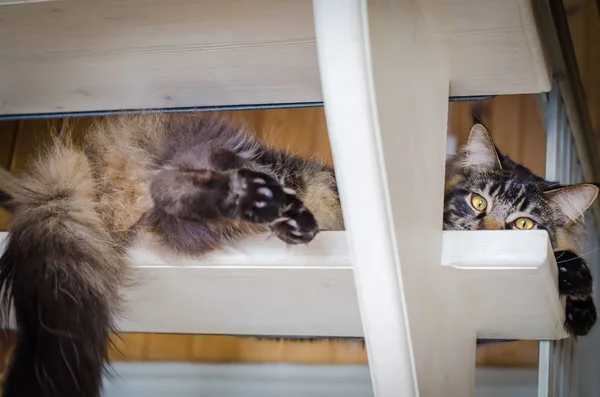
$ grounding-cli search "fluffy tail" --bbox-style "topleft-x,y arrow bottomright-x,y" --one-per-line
0,142 -> 126,397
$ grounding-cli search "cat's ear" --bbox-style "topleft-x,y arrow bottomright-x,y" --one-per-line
463,124 -> 502,171
544,183 -> 599,225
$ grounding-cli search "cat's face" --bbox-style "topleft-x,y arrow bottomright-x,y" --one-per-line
444,124 -> 598,249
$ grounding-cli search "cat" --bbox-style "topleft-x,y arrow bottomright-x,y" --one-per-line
0,115 -> 596,397
445,124 -> 597,338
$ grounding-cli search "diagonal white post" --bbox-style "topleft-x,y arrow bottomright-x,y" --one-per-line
313,1 -> 476,395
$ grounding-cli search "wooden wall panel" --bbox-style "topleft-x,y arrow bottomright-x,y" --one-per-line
564,0 -> 600,155
9,119 -> 62,173
449,94 -> 546,178
220,107 -> 333,166
0,120 -> 17,230
0,121 -> 17,170
109,333 -> 147,362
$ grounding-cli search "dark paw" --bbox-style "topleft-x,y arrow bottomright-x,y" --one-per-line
555,250 -> 593,296
269,187 -> 319,245
564,296 -> 597,337
233,169 -> 286,223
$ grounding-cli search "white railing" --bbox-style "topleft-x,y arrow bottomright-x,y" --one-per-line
537,82 -> 600,397
533,0 -> 600,393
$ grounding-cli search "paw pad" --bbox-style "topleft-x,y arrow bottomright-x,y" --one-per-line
233,169 -> 319,245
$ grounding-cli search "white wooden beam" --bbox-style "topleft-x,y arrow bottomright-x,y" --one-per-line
443,230 -> 567,340
102,362 -> 539,397
0,230 -> 566,339
120,231 -> 360,336
0,0 -> 549,115
0,1 -> 56,5
315,1 -> 468,396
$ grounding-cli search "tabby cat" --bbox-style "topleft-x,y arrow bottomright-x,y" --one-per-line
0,115 -> 596,397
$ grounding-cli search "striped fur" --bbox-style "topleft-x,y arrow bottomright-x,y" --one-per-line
445,124 -> 598,336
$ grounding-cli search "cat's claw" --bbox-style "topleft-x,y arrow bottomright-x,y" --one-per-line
270,188 -> 319,245
270,210 -> 318,245
233,169 -> 319,244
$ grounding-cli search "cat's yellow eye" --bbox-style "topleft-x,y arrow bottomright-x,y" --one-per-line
515,217 -> 535,230
471,195 -> 487,211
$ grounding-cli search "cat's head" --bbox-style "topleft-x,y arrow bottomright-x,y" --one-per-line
444,124 -> 598,250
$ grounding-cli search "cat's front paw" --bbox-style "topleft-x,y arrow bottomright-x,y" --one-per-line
270,188 -> 319,245
556,250 -> 593,296
554,250 -> 597,336
565,296 -> 597,337
232,169 -> 286,223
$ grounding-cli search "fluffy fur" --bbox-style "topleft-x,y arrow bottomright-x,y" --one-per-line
445,124 -> 598,336
0,142 -> 126,397
0,116 -> 596,396
0,113 -> 341,397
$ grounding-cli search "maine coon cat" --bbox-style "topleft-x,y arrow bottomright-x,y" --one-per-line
0,115 -> 596,397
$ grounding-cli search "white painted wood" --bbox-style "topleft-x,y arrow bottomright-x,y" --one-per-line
574,217 -> 600,396
536,82 -> 591,397
475,368 -> 538,397
443,230 -> 567,340
121,231 -> 360,336
538,341 -> 554,397
538,86 -> 560,397
0,230 -> 566,339
0,0 -> 321,114
102,362 -> 537,397
420,0 -> 551,95
103,363 -> 375,397
446,131 -> 458,155
0,0 -> 550,115
0,0 -> 56,4
314,1 -> 474,395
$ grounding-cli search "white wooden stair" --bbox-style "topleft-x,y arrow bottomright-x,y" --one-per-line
0,0 -> 549,116
0,0 -> 574,396
1,230 -> 564,340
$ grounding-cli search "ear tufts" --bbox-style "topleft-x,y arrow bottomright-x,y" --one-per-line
463,124 -> 502,171
545,183 -> 599,225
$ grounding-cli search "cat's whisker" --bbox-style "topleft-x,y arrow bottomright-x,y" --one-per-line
556,246 -> 600,264
555,250 -> 569,262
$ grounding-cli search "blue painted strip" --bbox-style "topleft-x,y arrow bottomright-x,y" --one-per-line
0,96 -> 495,121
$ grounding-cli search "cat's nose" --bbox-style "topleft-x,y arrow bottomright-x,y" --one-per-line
479,218 -> 504,230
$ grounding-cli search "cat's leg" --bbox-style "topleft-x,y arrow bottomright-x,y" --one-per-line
150,167 -> 319,246
554,250 -> 597,336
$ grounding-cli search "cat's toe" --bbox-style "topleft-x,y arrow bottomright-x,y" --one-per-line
564,296 -> 597,337
234,170 -> 285,223
556,250 -> 593,296
270,198 -> 319,245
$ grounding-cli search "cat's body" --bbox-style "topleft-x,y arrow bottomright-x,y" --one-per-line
0,114 -> 341,397
0,115 -> 596,397
84,114 -> 343,251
